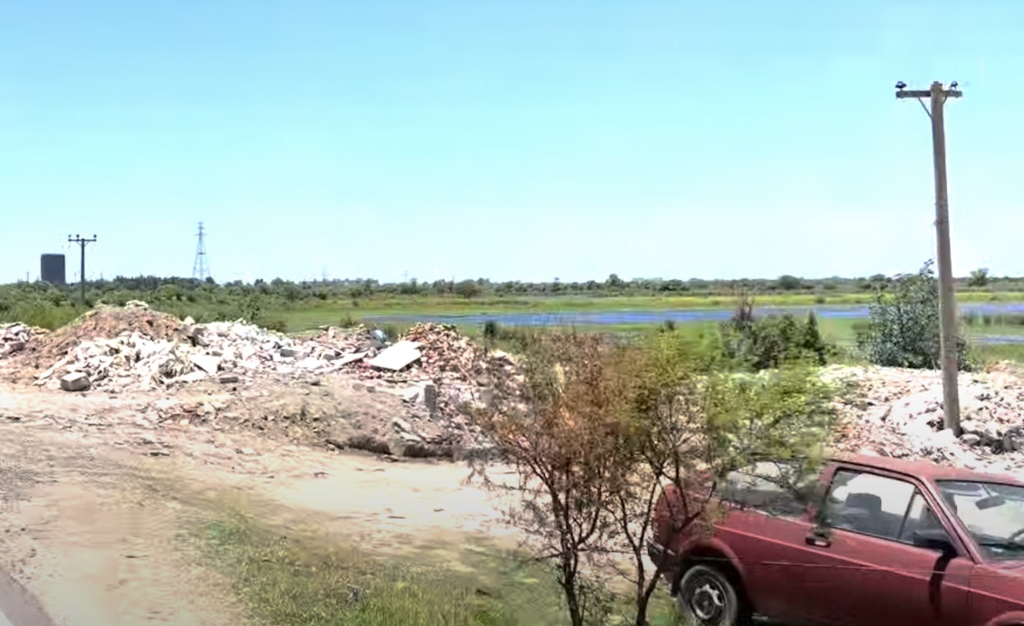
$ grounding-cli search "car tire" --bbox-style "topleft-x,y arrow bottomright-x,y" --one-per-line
676,564 -> 750,626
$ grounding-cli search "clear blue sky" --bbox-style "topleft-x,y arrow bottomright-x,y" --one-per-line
1,0 -> 1020,284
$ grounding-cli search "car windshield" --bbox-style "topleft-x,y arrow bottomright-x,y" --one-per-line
936,480 -> 1024,560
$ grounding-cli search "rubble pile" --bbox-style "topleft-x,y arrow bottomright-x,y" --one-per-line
0,307 -> 518,457
828,365 -> 1024,472
33,315 -> 384,392
0,324 -> 38,358
404,323 -> 479,376
337,323 -> 518,416
6,308 -> 512,419
20,304 -> 183,368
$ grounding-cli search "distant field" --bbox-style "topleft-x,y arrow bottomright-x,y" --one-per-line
277,292 -> 1024,331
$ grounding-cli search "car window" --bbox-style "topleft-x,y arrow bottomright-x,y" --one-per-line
897,491 -> 950,545
721,461 -> 818,519
937,480 -> 1024,560
825,469 -> 918,540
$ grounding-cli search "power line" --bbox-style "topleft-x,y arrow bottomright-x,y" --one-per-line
67,234 -> 97,303
192,222 -> 211,281
895,80 -> 963,435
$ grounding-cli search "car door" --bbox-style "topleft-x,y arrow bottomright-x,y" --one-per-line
711,462 -> 846,626
796,467 -> 974,626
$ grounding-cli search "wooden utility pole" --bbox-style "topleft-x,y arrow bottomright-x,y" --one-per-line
896,80 -> 963,435
68,234 -> 97,304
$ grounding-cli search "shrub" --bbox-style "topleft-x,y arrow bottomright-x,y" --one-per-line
0,302 -> 82,330
338,314 -> 361,328
261,315 -> 289,333
856,261 -> 973,370
718,295 -> 831,370
480,321 -> 536,353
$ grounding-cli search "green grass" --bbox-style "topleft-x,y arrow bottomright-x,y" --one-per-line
193,506 -> 684,626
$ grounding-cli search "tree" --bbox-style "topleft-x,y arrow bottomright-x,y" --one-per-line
801,311 -> 828,366
968,267 -> 990,288
776,274 -> 803,291
856,260 -> 973,371
472,332 -> 625,626
453,279 -> 481,299
473,329 -> 838,626
606,333 -> 836,626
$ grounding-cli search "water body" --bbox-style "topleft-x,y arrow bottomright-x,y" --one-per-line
365,302 -> 1024,345
366,302 -> 1024,328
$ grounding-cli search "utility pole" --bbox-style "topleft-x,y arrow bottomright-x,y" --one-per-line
896,80 -> 963,435
67,234 -> 97,304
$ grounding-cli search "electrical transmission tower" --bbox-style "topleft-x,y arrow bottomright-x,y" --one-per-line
192,222 -> 211,281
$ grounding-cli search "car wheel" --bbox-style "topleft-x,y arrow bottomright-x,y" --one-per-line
676,564 -> 748,626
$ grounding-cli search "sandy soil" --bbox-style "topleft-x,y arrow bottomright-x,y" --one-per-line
0,378 -> 525,626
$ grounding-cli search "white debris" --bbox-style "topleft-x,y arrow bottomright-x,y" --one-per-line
368,341 -> 423,371
189,354 -> 222,375
830,364 -> 1024,473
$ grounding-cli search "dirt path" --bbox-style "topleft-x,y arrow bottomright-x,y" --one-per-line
0,381 -> 525,626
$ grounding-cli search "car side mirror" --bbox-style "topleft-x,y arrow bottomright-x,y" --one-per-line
912,528 -> 956,554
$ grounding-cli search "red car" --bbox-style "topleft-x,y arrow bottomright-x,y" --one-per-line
648,453 -> 1024,626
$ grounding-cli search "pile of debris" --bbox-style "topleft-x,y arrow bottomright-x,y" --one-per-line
335,322 -> 518,419
829,364 -> 1024,473
4,308 -> 513,421
31,315 -> 386,392
0,324 -> 37,358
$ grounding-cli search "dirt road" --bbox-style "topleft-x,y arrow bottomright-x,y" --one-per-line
0,381 -> 521,626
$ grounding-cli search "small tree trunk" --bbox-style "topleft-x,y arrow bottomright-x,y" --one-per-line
634,571 -> 662,626
561,570 -> 585,626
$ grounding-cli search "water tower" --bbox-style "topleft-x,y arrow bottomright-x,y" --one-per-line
40,254 -> 66,285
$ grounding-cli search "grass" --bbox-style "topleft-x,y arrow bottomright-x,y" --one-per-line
193,505 -> 685,626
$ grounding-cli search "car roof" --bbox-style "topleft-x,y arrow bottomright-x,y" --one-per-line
832,453 -> 1024,487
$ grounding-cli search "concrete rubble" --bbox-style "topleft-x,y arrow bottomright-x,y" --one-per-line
20,315 -> 383,392
828,364 -> 1024,474
0,305 -> 515,458
0,323 -> 37,357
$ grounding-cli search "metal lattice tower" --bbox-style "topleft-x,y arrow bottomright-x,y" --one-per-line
192,222 -> 211,281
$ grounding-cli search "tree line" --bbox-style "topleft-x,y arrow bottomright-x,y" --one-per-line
2,266 -> 1019,304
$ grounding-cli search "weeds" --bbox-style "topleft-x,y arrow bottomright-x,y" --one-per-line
200,511 -> 534,626
194,506 -> 684,626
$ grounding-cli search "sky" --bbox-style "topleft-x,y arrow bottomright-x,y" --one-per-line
1,0 -> 1022,285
